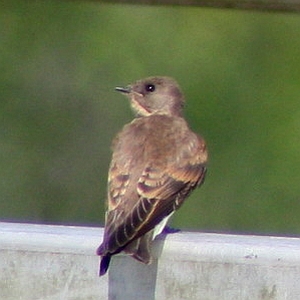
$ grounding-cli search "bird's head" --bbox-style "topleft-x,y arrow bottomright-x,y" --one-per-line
115,76 -> 185,117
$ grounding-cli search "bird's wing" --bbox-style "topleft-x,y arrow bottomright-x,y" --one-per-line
99,135 -> 207,255
133,162 -> 207,236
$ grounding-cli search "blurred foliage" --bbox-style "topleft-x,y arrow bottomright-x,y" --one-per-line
1,0 -> 300,235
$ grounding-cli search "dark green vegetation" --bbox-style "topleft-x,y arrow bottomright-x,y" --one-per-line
1,0 -> 300,235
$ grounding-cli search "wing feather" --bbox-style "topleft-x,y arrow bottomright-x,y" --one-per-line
99,162 -> 206,256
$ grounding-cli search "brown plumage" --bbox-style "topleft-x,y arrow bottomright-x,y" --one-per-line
97,76 -> 208,276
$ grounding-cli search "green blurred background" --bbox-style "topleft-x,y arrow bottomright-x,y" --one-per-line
1,0 -> 300,235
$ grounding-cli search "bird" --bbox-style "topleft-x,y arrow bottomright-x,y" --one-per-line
96,76 -> 208,276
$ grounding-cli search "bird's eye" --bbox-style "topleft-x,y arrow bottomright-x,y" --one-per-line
145,84 -> 155,92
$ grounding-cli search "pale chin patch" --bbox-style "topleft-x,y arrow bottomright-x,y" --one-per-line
130,97 -> 151,116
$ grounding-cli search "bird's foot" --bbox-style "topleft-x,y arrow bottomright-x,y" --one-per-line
161,225 -> 181,234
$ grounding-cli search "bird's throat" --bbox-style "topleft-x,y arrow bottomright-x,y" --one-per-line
130,98 -> 151,117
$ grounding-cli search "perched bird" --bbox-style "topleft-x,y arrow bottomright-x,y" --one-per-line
97,76 -> 208,276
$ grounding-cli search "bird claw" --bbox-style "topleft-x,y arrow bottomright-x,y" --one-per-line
161,225 -> 181,234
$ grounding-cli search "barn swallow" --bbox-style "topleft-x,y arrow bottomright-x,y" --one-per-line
97,76 -> 208,276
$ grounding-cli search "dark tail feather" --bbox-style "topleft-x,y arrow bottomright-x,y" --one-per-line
99,255 -> 111,276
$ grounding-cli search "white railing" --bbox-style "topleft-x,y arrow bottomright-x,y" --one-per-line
1,222 -> 300,299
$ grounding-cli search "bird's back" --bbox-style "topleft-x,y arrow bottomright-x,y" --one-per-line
99,114 -> 207,256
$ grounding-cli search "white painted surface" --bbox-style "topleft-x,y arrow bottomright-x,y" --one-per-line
1,222 -> 300,299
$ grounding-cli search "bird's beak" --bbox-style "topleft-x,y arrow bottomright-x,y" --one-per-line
115,86 -> 131,93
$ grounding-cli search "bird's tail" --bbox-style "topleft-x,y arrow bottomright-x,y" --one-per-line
99,255 -> 111,276
97,244 -> 111,276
